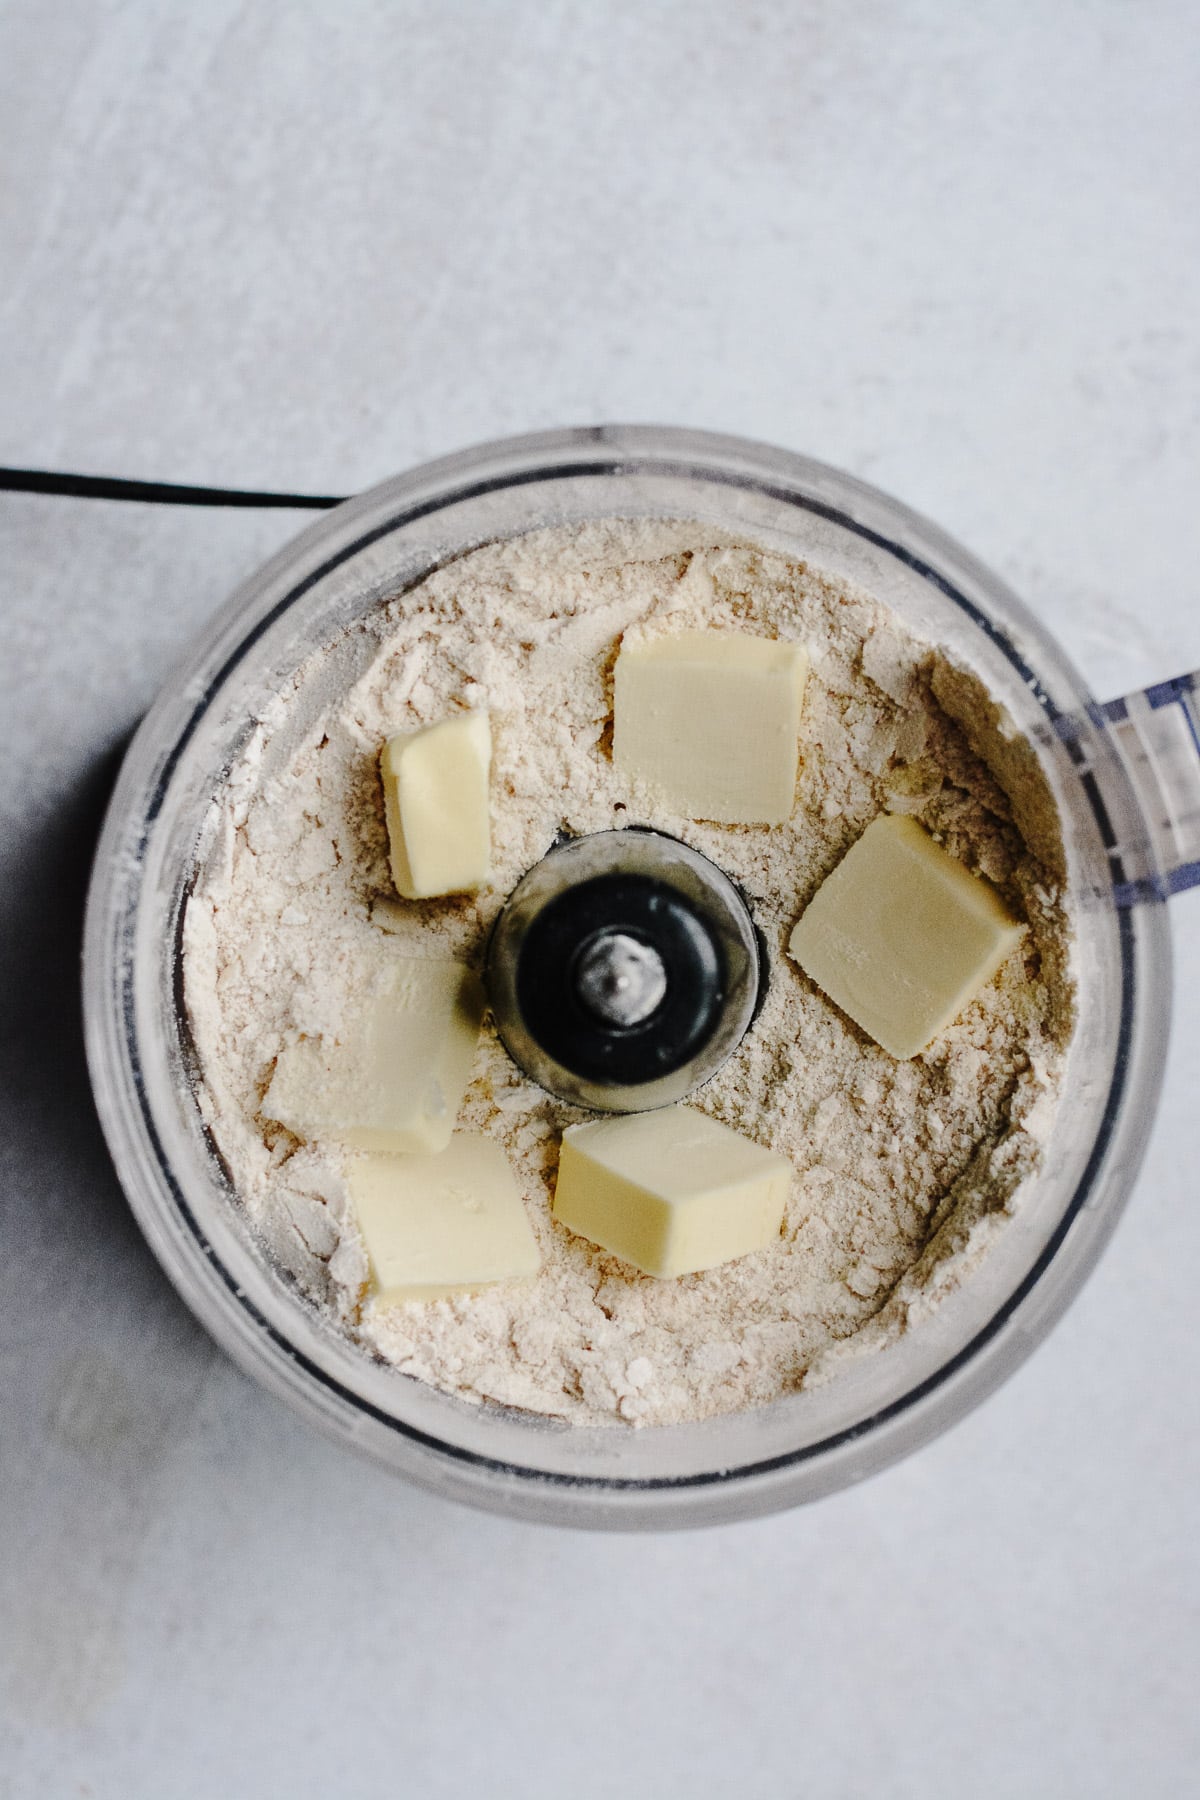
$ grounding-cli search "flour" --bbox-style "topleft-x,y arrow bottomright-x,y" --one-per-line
182,520 -> 1075,1426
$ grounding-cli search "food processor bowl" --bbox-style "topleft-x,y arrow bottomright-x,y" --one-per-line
83,426 -> 1196,1528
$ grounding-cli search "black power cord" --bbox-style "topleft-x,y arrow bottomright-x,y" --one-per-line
0,466 -> 347,509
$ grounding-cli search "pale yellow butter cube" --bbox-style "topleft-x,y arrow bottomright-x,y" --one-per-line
350,1135 -> 541,1305
788,814 -> 1026,1059
553,1107 -> 792,1279
264,958 -> 485,1153
381,710 -> 491,899
613,630 -> 809,824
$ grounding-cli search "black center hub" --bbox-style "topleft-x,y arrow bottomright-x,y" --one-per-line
516,873 -> 724,1086
485,829 -> 763,1113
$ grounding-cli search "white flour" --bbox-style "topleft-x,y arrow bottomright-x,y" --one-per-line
183,520 -> 1074,1426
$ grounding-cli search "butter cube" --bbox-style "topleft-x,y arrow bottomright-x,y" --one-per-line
264,958 -> 485,1153
553,1107 -> 791,1278
788,814 -> 1026,1059
381,710 -> 492,899
350,1135 -> 541,1305
613,630 -> 808,824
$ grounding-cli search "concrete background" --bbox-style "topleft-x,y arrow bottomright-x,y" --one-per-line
2,3 -> 1198,1795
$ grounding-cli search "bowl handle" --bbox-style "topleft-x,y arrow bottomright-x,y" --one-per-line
1098,673 -> 1200,899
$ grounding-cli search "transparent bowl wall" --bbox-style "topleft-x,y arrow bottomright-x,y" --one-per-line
83,426 -> 1173,1529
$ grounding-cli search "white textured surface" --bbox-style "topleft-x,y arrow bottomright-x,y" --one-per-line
2,4 -> 1198,1796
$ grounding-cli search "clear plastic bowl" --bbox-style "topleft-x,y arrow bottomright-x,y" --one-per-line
83,425 -> 1192,1528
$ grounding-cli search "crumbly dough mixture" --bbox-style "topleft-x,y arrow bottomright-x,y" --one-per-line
183,520 -> 1075,1426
